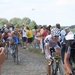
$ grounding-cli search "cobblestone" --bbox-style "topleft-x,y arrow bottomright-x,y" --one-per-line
2,47 -> 47,75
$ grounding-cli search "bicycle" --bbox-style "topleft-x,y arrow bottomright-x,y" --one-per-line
49,48 -> 65,75
5,41 -> 9,59
10,44 -> 19,65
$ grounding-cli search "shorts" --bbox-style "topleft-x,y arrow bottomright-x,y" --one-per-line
22,37 -> 27,42
27,37 -> 33,43
61,46 -> 71,65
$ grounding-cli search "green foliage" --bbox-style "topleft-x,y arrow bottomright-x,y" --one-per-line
0,17 -> 37,29
9,17 -> 21,25
29,21 -> 37,29
70,28 -> 75,33
21,17 -> 31,25
0,18 -> 8,26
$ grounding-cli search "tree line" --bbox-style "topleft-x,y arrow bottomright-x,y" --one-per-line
0,17 -> 38,29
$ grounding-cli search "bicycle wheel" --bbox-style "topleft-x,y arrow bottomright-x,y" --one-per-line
55,61 -> 65,75
15,44 -> 19,65
50,65 -> 54,75
50,60 -> 56,75
5,43 -> 8,59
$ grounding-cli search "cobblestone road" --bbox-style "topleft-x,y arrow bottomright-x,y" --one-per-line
2,47 -> 47,75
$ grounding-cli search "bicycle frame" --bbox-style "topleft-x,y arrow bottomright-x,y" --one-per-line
10,44 -> 19,65
50,48 -> 64,75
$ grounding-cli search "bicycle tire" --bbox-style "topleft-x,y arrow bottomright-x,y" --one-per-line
16,49 -> 19,65
5,43 -> 9,59
50,60 -> 56,75
55,61 -> 65,75
15,44 -> 19,65
50,65 -> 55,75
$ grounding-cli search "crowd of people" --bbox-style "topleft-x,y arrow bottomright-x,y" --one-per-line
0,23 -> 75,75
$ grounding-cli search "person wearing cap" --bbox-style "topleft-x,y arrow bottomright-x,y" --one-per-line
44,28 -> 61,75
61,28 -> 75,75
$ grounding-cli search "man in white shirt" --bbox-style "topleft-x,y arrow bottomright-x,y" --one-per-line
21,25 -> 27,49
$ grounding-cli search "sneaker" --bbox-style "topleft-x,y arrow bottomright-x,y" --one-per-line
23,46 -> 26,49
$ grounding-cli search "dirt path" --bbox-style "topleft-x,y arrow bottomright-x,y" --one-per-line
2,47 -> 47,75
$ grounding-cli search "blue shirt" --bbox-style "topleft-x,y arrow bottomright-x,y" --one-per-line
13,35 -> 19,44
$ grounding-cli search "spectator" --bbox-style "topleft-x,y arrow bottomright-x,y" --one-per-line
47,25 -> 52,35
55,23 -> 61,30
36,28 -> 41,49
26,26 -> 33,49
21,25 -> 27,49
32,25 -> 38,49
40,26 -> 48,54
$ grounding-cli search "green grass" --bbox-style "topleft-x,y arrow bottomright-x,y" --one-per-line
70,28 -> 75,33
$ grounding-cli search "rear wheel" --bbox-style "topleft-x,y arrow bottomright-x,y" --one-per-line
15,45 -> 19,65
50,60 -> 56,75
5,44 -> 8,59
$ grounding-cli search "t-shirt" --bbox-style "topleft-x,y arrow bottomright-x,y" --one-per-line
44,35 -> 60,48
21,28 -> 27,37
26,30 -> 33,38
42,30 -> 48,38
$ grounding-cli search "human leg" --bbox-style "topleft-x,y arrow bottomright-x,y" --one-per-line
64,53 -> 72,75
22,37 -> 27,48
46,59 -> 51,75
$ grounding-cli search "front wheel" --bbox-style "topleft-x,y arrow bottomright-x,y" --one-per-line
50,60 -> 56,75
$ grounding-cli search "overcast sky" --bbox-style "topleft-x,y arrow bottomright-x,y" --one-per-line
0,0 -> 75,26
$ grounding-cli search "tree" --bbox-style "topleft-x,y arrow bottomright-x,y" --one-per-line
0,18 -> 8,26
29,20 -> 37,29
9,17 -> 21,26
21,17 -> 31,25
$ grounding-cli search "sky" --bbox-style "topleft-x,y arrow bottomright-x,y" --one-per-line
0,0 -> 75,26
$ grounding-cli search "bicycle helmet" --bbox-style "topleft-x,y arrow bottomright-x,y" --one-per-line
51,28 -> 60,36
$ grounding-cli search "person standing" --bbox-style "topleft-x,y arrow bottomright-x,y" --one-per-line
21,25 -> 27,49
26,26 -> 33,49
